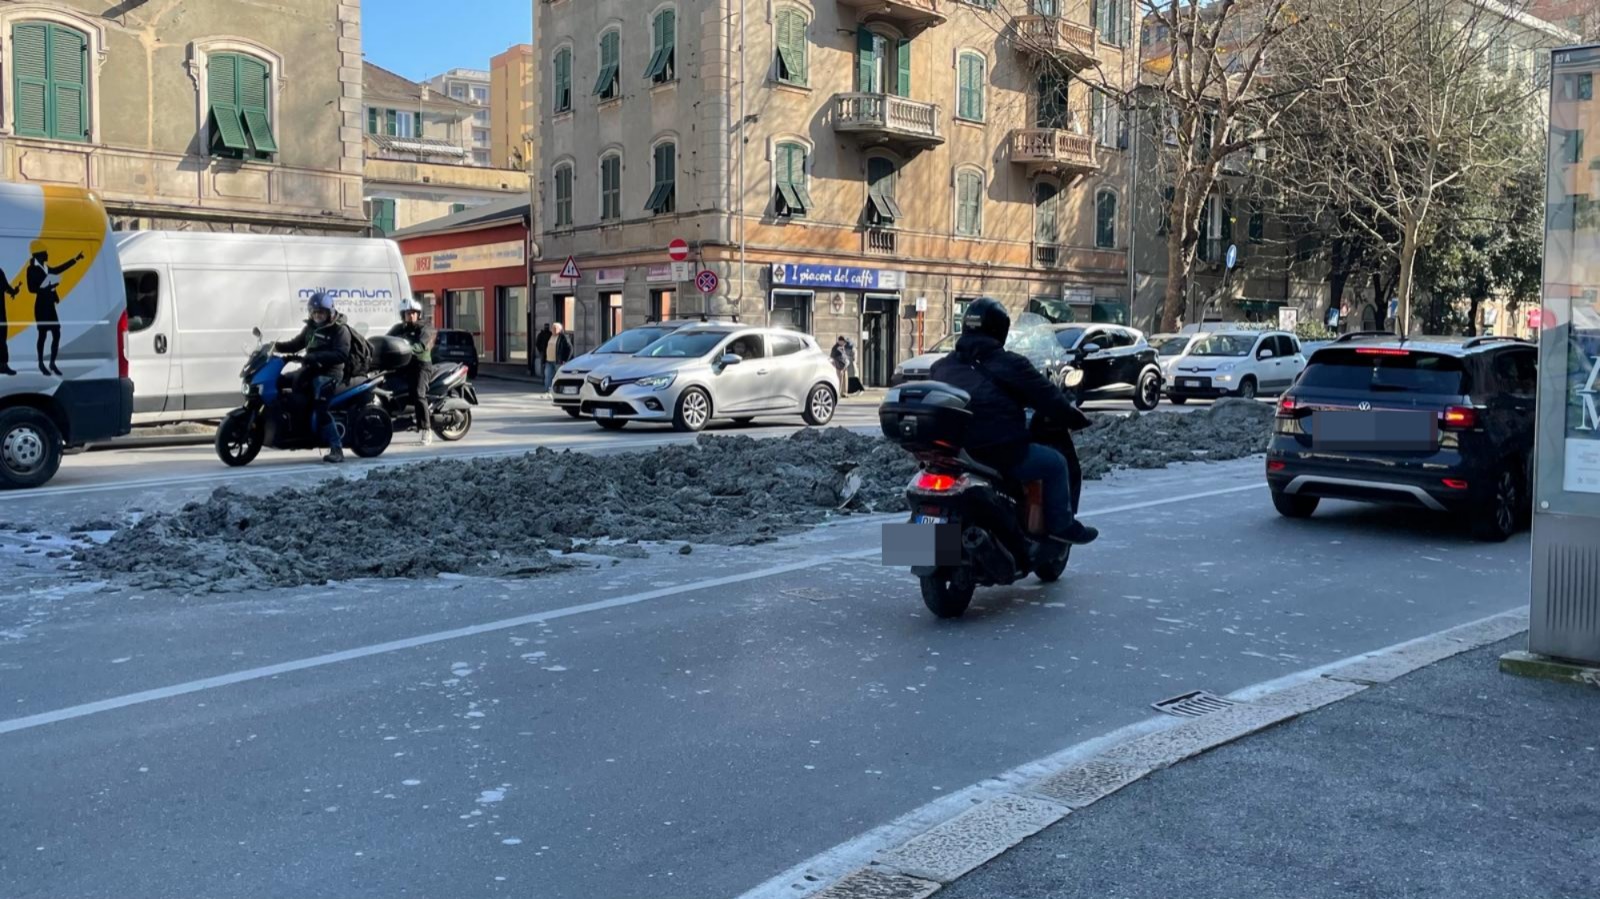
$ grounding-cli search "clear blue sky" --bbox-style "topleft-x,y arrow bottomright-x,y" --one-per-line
364,0 -> 533,81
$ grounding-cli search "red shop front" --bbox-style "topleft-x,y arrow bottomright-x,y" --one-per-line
395,204 -> 532,376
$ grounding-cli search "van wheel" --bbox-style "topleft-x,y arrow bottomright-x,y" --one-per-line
673,388 -> 712,432
1133,369 -> 1162,411
1271,488 -> 1319,519
803,384 -> 837,426
215,410 -> 264,468
1470,468 -> 1519,543
350,407 -> 393,458
0,407 -> 63,489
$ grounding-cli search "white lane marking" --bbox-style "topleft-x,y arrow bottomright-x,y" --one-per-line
735,605 -> 1528,899
0,482 -> 1263,737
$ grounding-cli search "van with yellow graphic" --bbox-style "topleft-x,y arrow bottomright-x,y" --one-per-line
0,183 -> 133,488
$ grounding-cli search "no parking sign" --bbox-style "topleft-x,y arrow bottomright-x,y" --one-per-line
696,269 -> 719,294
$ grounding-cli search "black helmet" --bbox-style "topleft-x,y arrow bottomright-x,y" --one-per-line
307,291 -> 336,316
962,297 -> 1010,343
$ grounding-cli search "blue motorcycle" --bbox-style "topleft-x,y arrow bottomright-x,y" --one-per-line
215,329 -> 394,466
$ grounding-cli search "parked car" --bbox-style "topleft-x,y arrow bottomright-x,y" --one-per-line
433,330 -> 479,380
550,320 -> 698,418
889,334 -> 956,386
1152,332 -> 1205,381
577,325 -> 839,432
1266,334 -> 1536,542
1051,324 -> 1164,411
889,317 -> 1071,387
1168,330 -> 1305,402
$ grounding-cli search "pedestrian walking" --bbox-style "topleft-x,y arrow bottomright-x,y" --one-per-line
533,323 -> 552,387
830,335 -> 856,397
543,322 -> 573,395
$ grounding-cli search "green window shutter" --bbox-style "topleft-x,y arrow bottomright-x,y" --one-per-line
1035,184 -> 1058,243
451,203 -> 468,214
371,198 -> 395,236
658,10 -> 676,80
958,172 -> 980,236
596,32 -> 619,96
959,55 -> 983,120
777,11 -> 807,86
896,39 -> 912,98
233,55 -> 276,156
367,107 -> 379,134
208,53 -> 237,106
554,51 -> 571,111
857,29 -> 875,92
47,25 -> 87,141
11,23 -> 50,138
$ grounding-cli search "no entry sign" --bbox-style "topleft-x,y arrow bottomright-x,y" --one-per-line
668,239 -> 689,262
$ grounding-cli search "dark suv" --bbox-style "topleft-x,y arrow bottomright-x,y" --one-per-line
1051,324 -> 1165,410
433,330 -> 480,380
1266,333 -> 1536,542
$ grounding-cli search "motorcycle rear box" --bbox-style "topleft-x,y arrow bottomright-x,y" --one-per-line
879,381 -> 972,452
368,335 -> 414,371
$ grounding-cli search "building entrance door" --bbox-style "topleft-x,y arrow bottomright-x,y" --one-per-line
862,294 -> 900,388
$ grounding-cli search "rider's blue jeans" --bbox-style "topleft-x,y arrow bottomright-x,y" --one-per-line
1013,443 -> 1073,535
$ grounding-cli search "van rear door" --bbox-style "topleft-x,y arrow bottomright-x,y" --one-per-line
123,265 -> 176,416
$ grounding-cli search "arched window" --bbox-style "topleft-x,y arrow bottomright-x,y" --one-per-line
647,140 -> 676,214
955,168 -> 983,237
774,141 -> 811,217
552,47 -> 572,113
1096,189 -> 1118,249
10,20 -> 89,142
1034,182 -> 1059,245
596,30 -> 621,100
599,152 -> 622,220
957,52 -> 985,122
553,162 -> 574,227
866,156 -> 901,226
646,8 -> 676,84
206,51 -> 277,159
775,8 -> 809,86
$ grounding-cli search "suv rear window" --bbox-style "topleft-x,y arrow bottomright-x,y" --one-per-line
1299,348 -> 1467,395
437,331 -> 474,348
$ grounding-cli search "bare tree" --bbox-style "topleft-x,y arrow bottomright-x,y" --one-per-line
1141,0 -> 1307,331
1264,0 -> 1545,335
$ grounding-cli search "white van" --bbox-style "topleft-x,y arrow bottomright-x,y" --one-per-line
115,232 -> 412,424
0,183 -> 133,488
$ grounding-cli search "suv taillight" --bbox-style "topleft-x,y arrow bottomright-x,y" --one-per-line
1276,395 -> 1299,418
1440,406 -> 1479,430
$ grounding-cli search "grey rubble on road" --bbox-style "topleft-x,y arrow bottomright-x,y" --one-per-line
72,401 -> 1273,592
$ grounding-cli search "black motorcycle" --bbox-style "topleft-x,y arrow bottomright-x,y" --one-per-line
880,380 -> 1085,619
375,353 -> 479,442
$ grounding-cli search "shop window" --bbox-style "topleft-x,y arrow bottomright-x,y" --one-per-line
497,286 -> 529,363
447,289 -> 485,349
770,291 -> 812,333
601,293 -> 624,340
651,289 -> 674,322
553,294 -> 576,331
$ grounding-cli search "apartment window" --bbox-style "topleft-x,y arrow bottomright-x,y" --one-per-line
601,293 -> 624,340
955,169 -> 983,237
10,21 -> 89,142
1092,90 -> 1119,149
1562,128 -> 1585,166
647,142 -> 676,215
646,8 -> 677,84
206,51 -> 276,158
474,108 -> 489,125
866,157 -> 902,226
857,29 -> 910,97
1248,204 -> 1265,243
1037,73 -> 1070,129
553,47 -> 572,112
366,109 -> 414,138
1035,182 -> 1059,245
596,30 -> 621,100
775,8 -> 809,86
451,84 -> 467,100
1095,190 -> 1117,249
600,153 -> 622,221
450,202 -> 468,214
1035,0 -> 1058,14
471,85 -> 488,104
370,198 -> 396,236
554,163 -> 574,227
650,289 -> 674,322
957,52 -> 985,122
774,142 -> 812,217
1560,72 -> 1593,102
1096,0 -> 1128,46
472,148 -> 490,166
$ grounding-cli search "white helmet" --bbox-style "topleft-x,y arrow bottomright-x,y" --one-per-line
400,297 -> 424,316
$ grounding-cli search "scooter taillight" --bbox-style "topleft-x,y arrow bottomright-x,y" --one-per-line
915,472 -> 958,492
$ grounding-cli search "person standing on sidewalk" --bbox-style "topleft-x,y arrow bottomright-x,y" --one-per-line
533,323 -> 552,387
830,336 -> 855,397
543,322 -> 573,394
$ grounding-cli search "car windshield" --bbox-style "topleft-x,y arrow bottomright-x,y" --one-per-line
1297,349 -> 1467,394
596,326 -> 676,354
637,331 -> 729,359
1156,336 -> 1192,356
1192,334 -> 1255,356
926,334 -> 956,355
1053,328 -> 1087,350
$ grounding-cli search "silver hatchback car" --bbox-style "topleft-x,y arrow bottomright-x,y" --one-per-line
577,325 -> 840,431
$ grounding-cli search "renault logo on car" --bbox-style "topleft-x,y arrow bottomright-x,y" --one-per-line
600,376 -> 611,392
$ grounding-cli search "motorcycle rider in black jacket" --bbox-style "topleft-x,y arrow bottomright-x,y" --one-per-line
929,297 -> 1098,546
388,297 -> 436,445
275,291 -> 352,463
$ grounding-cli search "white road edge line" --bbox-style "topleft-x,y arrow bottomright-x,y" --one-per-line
735,605 -> 1529,899
0,482 -> 1263,737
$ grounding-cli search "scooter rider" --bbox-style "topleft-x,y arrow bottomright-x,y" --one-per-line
928,297 -> 1098,546
389,297 -> 435,446
275,291 -> 352,464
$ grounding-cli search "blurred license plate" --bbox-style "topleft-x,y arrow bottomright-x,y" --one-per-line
558,385 -> 578,395
1180,378 -> 1204,388
882,522 -> 961,567
1313,410 -> 1436,451
594,408 -> 614,418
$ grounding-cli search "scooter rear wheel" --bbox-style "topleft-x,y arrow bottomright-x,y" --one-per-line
920,573 -> 975,619
435,408 -> 472,441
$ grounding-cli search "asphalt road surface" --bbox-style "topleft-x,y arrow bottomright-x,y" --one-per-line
0,450 -> 1528,898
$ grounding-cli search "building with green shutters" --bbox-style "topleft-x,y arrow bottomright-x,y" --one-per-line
0,0 -> 365,234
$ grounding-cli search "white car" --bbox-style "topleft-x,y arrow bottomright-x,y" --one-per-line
576,324 -> 840,432
1167,330 -> 1306,402
1152,332 -> 1206,381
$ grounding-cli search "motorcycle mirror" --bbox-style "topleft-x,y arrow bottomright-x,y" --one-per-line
251,327 -> 262,340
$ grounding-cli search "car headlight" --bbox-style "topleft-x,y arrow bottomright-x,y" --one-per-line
635,373 -> 676,390
1064,369 -> 1086,387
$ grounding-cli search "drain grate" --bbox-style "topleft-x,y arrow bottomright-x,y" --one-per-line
1151,690 -> 1237,718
